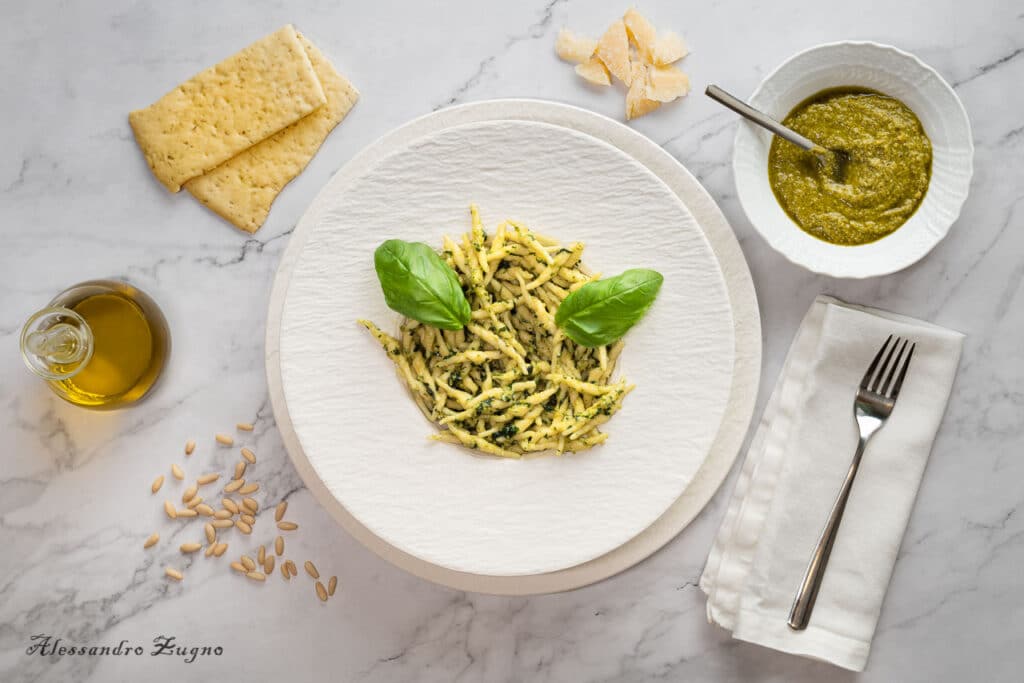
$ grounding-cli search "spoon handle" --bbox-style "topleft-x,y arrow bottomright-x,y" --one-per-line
705,84 -> 818,152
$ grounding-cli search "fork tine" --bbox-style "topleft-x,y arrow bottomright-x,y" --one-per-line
860,334 -> 893,390
879,338 -> 908,396
870,336 -> 900,393
890,343 -> 915,399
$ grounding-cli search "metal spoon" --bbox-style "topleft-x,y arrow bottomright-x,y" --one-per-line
706,84 -> 849,182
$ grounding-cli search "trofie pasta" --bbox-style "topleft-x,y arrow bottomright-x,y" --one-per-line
359,206 -> 634,458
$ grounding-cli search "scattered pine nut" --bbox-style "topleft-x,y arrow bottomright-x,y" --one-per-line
242,497 -> 259,513
275,536 -> 284,556
230,562 -> 247,573
277,521 -> 298,531
264,555 -> 275,574
180,543 -> 202,554
182,484 -> 198,503
164,501 -> 177,519
285,560 -> 297,577
144,533 -> 159,549
224,479 -> 244,494
213,543 -> 228,557
185,439 -> 196,456
151,475 -> 164,494
238,482 -> 259,495
214,509 -> 232,520
304,561 -> 320,579
281,564 -> 291,580
195,503 -> 215,517
235,520 -> 253,534
233,461 -> 246,480
257,545 -> 266,565
240,514 -> 255,526
186,496 -> 203,510
315,581 -> 328,602
275,501 -> 287,522
240,556 -> 256,571
222,498 -> 239,514
176,508 -> 198,518
212,519 -> 234,529
197,473 -> 220,485
328,576 -> 337,596
246,571 -> 266,582
241,447 -> 256,464
215,434 -> 234,446
166,568 -> 183,581
205,523 -> 216,544
205,544 -> 216,557
236,422 -> 254,431
171,463 -> 184,481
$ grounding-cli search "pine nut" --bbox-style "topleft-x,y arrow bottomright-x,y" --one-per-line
214,509 -> 232,520
242,497 -> 259,513
213,543 -> 228,557
236,422 -> 254,431
281,564 -> 291,580
195,504 -> 215,517
171,463 -> 184,480
240,556 -> 256,571
215,434 -> 234,446
185,439 -> 196,455
315,581 -> 328,602
164,501 -> 177,519
197,473 -> 220,485
186,496 -> 203,510
230,561 -> 247,573
246,571 -> 266,582
238,482 -> 259,495
277,521 -> 298,531
263,555 -> 275,574
274,501 -> 287,522
240,514 -> 255,526
235,520 -> 252,534
151,475 -> 164,494
222,498 -> 239,513
211,519 -> 233,529
204,544 -> 216,557
257,545 -> 266,565
233,461 -> 246,480
144,533 -> 159,549
328,576 -> 337,596
285,560 -> 297,577
224,479 -> 244,493
275,536 -> 284,556
165,568 -> 183,581
176,508 -> 198,518
182,484 -> 198,503
241,447 -> 256,464
205,523 -> 216,544
180,543 -> 202,554
304,561 -> 319,579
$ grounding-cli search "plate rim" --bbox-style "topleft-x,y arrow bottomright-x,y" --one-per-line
266,98 -> 762,594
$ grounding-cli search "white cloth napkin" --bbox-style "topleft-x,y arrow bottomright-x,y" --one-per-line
700,295 -> 964,671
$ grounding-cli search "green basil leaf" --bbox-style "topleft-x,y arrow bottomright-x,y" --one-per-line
555,268 -> 663,347
373,239 -> 471,330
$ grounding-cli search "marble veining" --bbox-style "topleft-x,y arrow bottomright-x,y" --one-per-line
0,0 -> 1021,681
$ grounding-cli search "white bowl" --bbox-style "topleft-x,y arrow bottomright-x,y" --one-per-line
733,41 -> 973,278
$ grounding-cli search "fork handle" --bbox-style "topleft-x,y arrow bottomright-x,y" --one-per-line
788,437 -> 868,631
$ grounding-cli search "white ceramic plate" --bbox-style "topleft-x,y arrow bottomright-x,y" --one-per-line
278,117 -> 737,576
267,100 -> 761,593
734,41 -> 973,278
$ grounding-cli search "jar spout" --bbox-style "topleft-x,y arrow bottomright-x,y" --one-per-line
20,307 -> 94,380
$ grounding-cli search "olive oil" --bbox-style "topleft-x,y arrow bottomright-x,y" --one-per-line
20,280 -> 170,409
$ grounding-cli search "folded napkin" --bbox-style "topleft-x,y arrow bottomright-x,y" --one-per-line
700,295 -> 964,671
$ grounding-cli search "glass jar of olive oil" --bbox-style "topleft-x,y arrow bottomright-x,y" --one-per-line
20,280 -> 170,409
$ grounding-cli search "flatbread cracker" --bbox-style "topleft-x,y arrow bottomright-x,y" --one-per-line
185,33 -> 358,233
129,25 -> 326,193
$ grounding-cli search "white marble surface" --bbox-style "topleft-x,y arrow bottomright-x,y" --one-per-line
0,0 -> 1020,680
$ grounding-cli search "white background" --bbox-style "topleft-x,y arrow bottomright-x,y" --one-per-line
0,0 -> 1020,680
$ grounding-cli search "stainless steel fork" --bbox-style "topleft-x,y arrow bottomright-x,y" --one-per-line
787,335 -> 916,631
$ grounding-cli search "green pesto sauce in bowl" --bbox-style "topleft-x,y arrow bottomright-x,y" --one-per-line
768,87 -> 932,246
